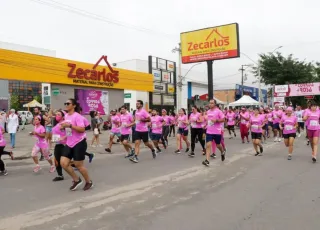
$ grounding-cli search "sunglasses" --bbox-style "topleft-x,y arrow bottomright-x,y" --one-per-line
64,102 -> 71,106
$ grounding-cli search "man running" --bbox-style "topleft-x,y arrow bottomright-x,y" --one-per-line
130,100 -> 156,163
150,109 -> 165,153
203,99 -> 226,166
119,106 -> 135,158
105,109 -> 121,153
271,105 -> 283,142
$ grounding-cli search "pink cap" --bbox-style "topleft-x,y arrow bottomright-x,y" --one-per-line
286,106 -> 293,111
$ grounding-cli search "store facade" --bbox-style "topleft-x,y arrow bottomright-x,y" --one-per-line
0,48 -> 153,114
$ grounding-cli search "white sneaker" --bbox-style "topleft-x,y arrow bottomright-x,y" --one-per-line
274,138 -> 278,142
298,133 -> 301,138
278,138 -> 282,142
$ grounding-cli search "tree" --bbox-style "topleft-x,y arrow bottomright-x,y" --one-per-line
33,95 -> 42,104
10,94 -> 20,111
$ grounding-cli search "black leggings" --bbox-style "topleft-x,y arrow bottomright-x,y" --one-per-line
191,128 -> 205,152
54,144 -> 64,176
0,146 -> 11,171
169,125 -> 175,136
161,126 -> 170,144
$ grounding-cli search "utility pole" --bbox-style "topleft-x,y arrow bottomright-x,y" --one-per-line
239,65 -> 245,96
172,44 -> 182,112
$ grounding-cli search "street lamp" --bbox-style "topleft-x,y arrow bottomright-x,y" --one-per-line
172,44 -> 182,110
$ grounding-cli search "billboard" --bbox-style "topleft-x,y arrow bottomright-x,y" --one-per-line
274,83 -> 320,97
180,23 -> 240,64
235,84 -> 267,103
75,89 -> 109,115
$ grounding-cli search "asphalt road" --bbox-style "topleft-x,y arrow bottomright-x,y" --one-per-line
1,133 -> 320,230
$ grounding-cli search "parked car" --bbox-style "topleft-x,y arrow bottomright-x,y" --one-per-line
17,111 -> 34,124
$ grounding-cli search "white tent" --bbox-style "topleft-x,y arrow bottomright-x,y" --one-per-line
23,100 -> 46,110
215,97 -> 227,105
228,95 -> 259,107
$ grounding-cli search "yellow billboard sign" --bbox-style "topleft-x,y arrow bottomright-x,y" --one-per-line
0,48 -> 154,92
180,23 -> 240,63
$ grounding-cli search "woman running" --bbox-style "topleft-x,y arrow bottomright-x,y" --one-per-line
303,101 -> 320,162
169,111 -> 176,137
52,110 -> 67,181
44,110 -> 53,149
105,110 -> 121,152
175,108 -> 190,154
259,108 -> 267,143
248,107 -> 265,156
161,109 -> 170,147
280,107 -> 297,160
239,107 -> 250,143
189,106 -> 205,157
226,108 -> 236,139
0,126 -> 13,176
150,109 -> 165,153
30,116 -> 55,173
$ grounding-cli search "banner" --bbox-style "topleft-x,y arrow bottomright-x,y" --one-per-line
75,89 -> 109,115
275,83 -> 320,97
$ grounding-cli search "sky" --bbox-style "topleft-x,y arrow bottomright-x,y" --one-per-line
1,0 -> 320,90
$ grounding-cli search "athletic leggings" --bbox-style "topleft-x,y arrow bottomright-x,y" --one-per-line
54,144 -> 64,177
161,126 -> 170,144
212,132 -> 226,153
169,125 -> 175,136
0,146 -> 11,171
191,128 -> 205,152
240,124 -> 249,141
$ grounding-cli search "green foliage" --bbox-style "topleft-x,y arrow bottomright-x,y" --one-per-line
10,94 -> 20,111
33,95 -> 42,104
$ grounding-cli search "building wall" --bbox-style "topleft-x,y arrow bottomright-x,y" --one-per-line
50,84 -> 124,112
214,90 -> 236,103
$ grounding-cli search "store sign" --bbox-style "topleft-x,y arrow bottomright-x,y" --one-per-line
154,83 -> 165,93
274,97 -> 285,103
152,69 -> 161,81
180,23 -> 240,63
163,95 -> 174,105
52,88 -> 60,96
274,85 -> 288,93
157,58 -> 166,70
274,92 -> 286,97
124,93 -> 131,98
167,61 -> 174,72
0,49 -> 153,92
162,71 -> 170,82
305,95 -> 314,100
75,89 -> 109,115
167,84 -> 175,94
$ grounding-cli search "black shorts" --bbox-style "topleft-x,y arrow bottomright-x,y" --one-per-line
251,132 -> 262,140
273,123 -> 280,130
227,125 -> 235,130
177,128 -> 188,136
283,133 -> 296,139
62,139 -> 87,161
262,125 -> 267,130
120,134 -> 130,142
133,131 -> 149,143
206,134 -> 222,144
150,133 -> 162,141
298,122 -> 305,129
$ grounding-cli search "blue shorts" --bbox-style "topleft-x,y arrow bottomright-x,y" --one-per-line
150,133 -> 162,141
46,126 -> 52,133
110,132 -> 121,137
206,134 -> 222,145
177,128 -> 188,136
273,123 -> 280,130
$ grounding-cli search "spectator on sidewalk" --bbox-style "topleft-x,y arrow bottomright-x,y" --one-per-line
7,109 -> 19,148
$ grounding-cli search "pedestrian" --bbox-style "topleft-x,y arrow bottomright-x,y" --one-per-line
20,112 -> 27,130
239,107 -> 250,144
248,107 -> 265,156
60,99 -> 93,191
175,108 -> 190,154
30,115 -> 55,173
189,105 -> 205,157
7,109 -> 19,149
0,125 -> 14,176
280,107 -> 297,160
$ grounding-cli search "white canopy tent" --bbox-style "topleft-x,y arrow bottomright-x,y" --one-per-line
214,97 -> 227,105
23,100 -> 46,110
228,95 -> 259,107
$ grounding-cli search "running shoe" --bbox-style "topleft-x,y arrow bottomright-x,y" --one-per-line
70,178 -> 83,191
52,176 -> 64,181
202,149 -> 206,155
260,146 -> 264,154
298,133 -> 301,138
105,148 -> 111,153
9,151 -> 14,160
89,153 -> 95,163
287,155 -> 292,160
33,165 -> 41,173
49,165 -> 56,173
255,152 -> 260,156
188,152 -> 195,157
0,170 -> 8,176
125,149 -> 135,158
174,150 -> 181,154
229,136 -> 233,139
202,159 -> 210,167
156,149 -> 162,154
278,138 -> 282,142
185,148 -> 190,153
130,155 -> 139,163
307,140 -> 310,146
83,181 -> 94,191
221,151 -> 226,161
312,157 -> 317,163
152,149 -> 157,159
274,138 -> 278,142
210,153 -> 216,158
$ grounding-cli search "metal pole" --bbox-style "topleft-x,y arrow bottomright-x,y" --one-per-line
207,60 -> 213,100
258,66 -> 262,106
240,65 -> 244,96
178,43 -> 182,110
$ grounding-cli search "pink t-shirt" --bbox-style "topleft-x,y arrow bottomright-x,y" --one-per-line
281,115 -> 297,134
64,112 -> 85,148
305,110 -> 320,131
0,126 -> 6,147
303,109 -> 310,126
206,108 -> 225,135
239,112 -> 250,125
82,116 -> 90,127
226,112 -> 236,126
52,123 -> 67,145
267,113 -> 273,122
249,115 -> 264,133
162,115 -> 171,126
189,112 -> 202,129
177,115 -> 188,129
272,110 -> 283,124
151,115 -> 163,134
111,115 -> 121,133
260,114 -> 267,123
34,125 -> 48,148
135,108 -> 150,132
120,113 -> 133,135
169,116 -> 175,125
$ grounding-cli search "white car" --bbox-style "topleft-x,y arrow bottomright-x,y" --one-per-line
17,111 -> 34,124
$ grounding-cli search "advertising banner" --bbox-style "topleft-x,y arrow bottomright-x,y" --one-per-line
180,23 -> 240,63
274,83 -> 320,97
274,97 -> 285,103
75,89 -> 109,115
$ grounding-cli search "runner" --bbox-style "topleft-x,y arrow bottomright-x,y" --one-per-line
304,101 -> 311,145
295,106 -> 304,138
175,108 -> 190,154
160,109 -> 170,147
130,100 -> 156,163
44,110 -> 53,149
271,105 -> 283,142
189,106 -> 205,157
0,125 -> 13,176
169,111 -> 176,137
239,107 -> 250,144
303,101 -> 320,163
203,99 -> 226,166
30,116 -> 55,173
226,108 -> 236,139
280,107 -> 297,160
105,109 -> 121,153
51,110 -> 67,181
60,99 -> 93,191
119,106 -> 135,158
211,118 -> 227,159
150,109 -> 165,153
260,108 -> 267,143
248,107 -> 265,156
79,108 -> 95,163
